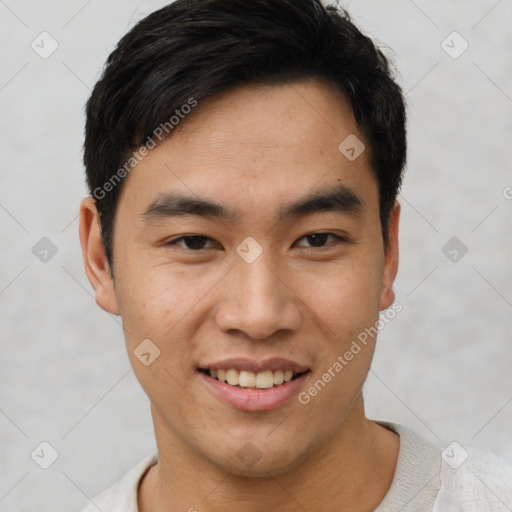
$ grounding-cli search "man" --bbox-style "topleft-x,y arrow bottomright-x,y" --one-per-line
79,0 -> 512,510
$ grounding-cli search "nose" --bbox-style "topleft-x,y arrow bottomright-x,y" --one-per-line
214,253 -> 302,340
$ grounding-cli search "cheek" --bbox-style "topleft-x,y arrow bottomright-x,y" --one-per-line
113,266 -> 205,414
114,261 -> 228,376
117,263 -> 207,331
296,265 -> 381,419
293,254 -> 384,338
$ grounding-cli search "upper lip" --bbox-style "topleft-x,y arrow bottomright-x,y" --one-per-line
198,357 -> 310,374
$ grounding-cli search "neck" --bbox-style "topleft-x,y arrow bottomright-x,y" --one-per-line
139,395 -> 399,512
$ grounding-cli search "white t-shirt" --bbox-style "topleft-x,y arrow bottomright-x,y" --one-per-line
81,423 -> 512,511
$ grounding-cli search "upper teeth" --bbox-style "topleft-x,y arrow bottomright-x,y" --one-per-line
210,369 -> 295,389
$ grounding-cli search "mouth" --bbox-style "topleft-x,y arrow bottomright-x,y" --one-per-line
198,368 -> 309,389
197,359 -> 311,411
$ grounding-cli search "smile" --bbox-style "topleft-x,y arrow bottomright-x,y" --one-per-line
200,368 -> 308,389
197,359 -> 311,411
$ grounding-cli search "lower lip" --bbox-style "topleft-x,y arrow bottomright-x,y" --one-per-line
198,371 -> 309,412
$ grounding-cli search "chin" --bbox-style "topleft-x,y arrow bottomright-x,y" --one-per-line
208,442 -> 313,478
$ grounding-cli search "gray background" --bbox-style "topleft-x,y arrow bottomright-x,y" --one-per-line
0,0 -> 511,511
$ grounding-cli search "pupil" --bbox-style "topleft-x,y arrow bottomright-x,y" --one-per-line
307,233 -> 327,247
185,236 -> 207,249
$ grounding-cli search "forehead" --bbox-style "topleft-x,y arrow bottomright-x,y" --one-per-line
117,79 -> 377,218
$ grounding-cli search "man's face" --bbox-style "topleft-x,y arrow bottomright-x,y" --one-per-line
83,79 -> 399,476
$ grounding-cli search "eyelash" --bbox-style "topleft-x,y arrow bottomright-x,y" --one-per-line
166,232 -> 347,251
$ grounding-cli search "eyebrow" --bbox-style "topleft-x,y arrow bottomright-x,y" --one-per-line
140,183 -> 363,224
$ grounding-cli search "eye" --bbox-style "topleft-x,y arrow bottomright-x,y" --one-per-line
294,232 -> 346,248
166,235 -> 217,251
165,233 -> 346,252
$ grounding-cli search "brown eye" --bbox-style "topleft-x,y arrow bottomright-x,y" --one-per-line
295,233 -> 344,248
168,235 -> 214,250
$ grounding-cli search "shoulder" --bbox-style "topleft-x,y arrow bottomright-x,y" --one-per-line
80,453 -> 158,512
435,445 -> 512,511
375,422 -> 512,512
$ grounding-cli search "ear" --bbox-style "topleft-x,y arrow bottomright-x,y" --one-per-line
79,197 -> 120,315
379,201 -> 400,311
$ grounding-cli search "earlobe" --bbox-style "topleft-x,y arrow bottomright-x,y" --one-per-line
79,197 -> 120,315
379,201 -> 400,311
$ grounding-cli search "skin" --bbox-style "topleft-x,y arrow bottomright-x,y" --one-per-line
80,79 -> 401,511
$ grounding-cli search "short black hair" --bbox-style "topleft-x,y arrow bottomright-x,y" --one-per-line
84,0 -> 407,270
